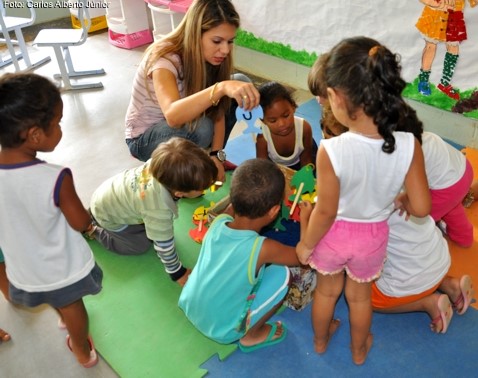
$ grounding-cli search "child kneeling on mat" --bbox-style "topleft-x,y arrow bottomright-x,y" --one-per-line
179,159 -> 300,352
89,137 -> 218,286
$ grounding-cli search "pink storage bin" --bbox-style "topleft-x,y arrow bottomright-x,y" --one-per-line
108,29 -> 153,49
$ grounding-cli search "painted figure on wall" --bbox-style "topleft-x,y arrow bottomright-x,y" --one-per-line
416,0 -> 477,100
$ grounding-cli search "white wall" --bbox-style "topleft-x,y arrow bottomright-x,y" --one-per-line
232,0 -> 478,90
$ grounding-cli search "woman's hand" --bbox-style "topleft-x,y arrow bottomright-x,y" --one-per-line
221,80 -> 260,111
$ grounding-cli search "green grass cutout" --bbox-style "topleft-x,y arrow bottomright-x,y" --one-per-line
234,30 -> 478,119
235,29 -> 317,67
403,78 -> 478,119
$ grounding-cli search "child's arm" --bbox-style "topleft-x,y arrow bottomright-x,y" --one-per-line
299,120 -> 315,167
402,138 -> 431,218
255,134 -> 269,160
297,145 -> 338,264
58,171 -> 92,233
256,239 -> 300,271
153,238 -> 188,285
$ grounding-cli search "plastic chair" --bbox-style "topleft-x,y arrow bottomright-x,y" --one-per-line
0,1 -> 51,70
33,4 -> 105,91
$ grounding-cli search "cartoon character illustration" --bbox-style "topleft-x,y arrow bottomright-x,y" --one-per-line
416,0 -> 477,100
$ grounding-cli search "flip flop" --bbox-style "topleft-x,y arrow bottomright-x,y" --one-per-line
238,321 -> 287,353
453,275 -> 475,315
66,334 -> 99,368
431,294 -> 453,334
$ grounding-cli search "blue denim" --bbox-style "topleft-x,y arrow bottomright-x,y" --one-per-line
126,117 -> 214,162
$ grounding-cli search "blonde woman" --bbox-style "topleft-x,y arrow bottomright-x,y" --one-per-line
125,0 -> 259,181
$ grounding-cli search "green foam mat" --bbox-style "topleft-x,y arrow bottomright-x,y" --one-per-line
84,175 -> 234,377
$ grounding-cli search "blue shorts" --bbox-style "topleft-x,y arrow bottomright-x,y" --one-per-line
9,264 -> 103,309
309,220 -> 388,283
0,248 -> 4,263
248,265 -> 290,327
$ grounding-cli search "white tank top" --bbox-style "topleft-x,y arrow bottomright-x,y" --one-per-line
321,131 -> 415,222
261,116 -> 304,167
377,212 -> 450,297
422,131 -> 466,190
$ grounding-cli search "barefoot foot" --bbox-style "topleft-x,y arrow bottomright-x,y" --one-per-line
314,319 -> 341,354
351,333 -> 373,365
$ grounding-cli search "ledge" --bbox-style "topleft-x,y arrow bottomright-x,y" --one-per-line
234,46 -> 478,148
234,45 -> 311,91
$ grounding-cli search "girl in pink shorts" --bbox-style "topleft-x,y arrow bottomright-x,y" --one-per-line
298,37 -> 431,366
308,220 -> 388,282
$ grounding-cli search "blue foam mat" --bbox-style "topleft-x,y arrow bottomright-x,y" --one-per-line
217,98 -> 476,376
202,297 -> 478,377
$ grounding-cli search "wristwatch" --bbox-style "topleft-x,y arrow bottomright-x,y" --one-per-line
209,149 -> 226,163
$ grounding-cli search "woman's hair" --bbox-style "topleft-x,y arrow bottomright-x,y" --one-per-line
0,73 -> 61,148
145,0 -> 240,125
308,36 -> 423,153
258,81 -> 297,111
230,159 -> 285,219
149,137 -> 218,192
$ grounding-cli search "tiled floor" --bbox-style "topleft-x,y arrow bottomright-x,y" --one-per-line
0,25 -> 312,377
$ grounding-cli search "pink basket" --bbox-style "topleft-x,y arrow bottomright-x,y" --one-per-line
108,29 -> 153,49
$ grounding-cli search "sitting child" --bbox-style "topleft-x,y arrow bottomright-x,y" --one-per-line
179,159 -> 300,351
0,73 -> 102,367
256,81 -> 317,170
373,210 -> 475,333
89,137 -> 218,286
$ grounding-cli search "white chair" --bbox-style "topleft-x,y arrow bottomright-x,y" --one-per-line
33,4 -> 105,91
0,1 -> 51,70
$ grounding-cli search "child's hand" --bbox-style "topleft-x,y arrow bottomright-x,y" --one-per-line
299,201 -> 313,222
394,193 -> 411,220
296,241 -> 313,265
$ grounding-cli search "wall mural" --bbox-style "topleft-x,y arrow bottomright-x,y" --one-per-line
232,0 -> 478,119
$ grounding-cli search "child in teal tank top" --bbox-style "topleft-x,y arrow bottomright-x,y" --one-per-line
179,159 -> 301,352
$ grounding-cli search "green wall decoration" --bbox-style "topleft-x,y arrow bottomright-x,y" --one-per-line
235,30 -> 478,119
236,30 -> 318,67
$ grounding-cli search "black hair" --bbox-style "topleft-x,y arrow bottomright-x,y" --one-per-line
230,159 -> 285,219
258,81 -> 297,111
0,73 -> 61,148
308,36 -> 423,153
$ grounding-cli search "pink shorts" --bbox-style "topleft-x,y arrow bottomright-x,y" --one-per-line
309,220 -> 388,283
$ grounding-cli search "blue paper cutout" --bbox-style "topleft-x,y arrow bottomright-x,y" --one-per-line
236,104 -> 264,134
